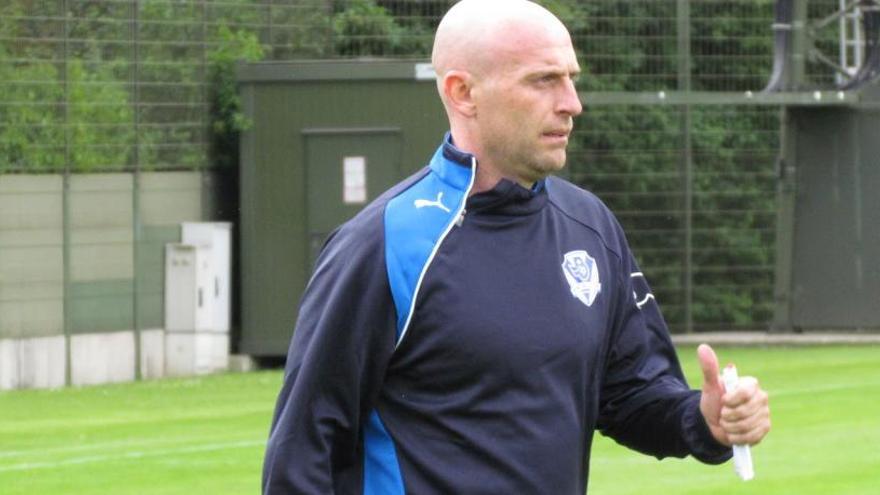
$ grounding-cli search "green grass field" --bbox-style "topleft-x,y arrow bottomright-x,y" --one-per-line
1,345 -> 878,494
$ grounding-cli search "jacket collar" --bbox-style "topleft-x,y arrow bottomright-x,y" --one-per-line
433,132 -> 547,194
428,133 -> 476,192
430,133 -> 548,216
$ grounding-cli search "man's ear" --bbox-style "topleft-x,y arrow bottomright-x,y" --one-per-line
442,70 -> 477,118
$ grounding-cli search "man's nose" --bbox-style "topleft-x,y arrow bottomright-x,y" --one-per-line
558,80 -> 583,117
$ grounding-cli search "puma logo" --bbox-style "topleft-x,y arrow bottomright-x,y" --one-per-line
413,191 -> 451,213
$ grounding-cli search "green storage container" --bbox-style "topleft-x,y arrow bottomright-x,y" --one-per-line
238,60 -> 447,356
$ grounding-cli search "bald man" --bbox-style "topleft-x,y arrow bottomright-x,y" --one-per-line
262,1 -> 770,493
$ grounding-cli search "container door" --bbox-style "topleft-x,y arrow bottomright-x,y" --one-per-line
304,130 -> 402,266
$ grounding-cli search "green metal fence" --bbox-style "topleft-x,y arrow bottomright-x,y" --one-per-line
571,105 -> 780,331
1,0 -> 859,334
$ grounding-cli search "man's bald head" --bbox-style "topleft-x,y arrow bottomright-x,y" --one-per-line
430,0 -> 582,191
431,0 -> 572,82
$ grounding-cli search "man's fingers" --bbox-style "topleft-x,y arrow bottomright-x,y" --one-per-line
720,401 -> 770,431
722,383 -> 768,419
718,377 -> 771,446
723,418 -> 772,446
722,376 -> 760,405
720,409 -> 771,445
697,344 -> 721,391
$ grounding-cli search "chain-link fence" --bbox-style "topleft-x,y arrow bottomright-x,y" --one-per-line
1,0 -> 860,333
571,105 -> 780,331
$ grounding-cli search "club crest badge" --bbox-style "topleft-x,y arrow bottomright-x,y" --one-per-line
561,250 -> 601,307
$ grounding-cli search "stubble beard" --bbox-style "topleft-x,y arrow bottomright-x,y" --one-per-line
521,145 -> 567,182
482,128 -> 568,185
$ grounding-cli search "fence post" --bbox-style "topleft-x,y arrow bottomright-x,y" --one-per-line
131,0 -> 143,380
677,0 -> 694,334
61,0 -> 73,386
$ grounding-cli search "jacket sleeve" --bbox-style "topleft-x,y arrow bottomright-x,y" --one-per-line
262,218 -> 398,494
596,247 -> 731,464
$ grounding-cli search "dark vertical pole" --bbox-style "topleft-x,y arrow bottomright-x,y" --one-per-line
61,0 -> 72,386
772,0 -> 808,331
131,0 -> 142,380
790,0 -> 807,90
851,117 -> 863,292
773,108 -> 797,331
202,0 -> 208,149
267,0 -> 274,58
200,0 -> 212,222
677,0 -> 694,334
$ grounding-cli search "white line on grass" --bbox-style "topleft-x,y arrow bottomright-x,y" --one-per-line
768,379 -> 880,397
0,433 -> 255,459
0,439 -> 265,472
0,405 -> 272,435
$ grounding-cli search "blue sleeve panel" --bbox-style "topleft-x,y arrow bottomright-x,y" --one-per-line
263,135 -> 730,495
363,411 -> 405,495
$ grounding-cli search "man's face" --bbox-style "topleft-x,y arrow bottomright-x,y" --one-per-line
472,30 -> 582,185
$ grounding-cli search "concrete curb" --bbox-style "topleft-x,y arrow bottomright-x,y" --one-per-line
671,331 -> 880,346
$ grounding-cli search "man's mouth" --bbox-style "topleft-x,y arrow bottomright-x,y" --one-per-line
542,130 -> 571,142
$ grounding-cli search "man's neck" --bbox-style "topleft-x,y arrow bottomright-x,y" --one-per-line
448,129 -> 536,194
470,166 -> 536,195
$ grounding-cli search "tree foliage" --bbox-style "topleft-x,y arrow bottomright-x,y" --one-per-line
0,47 -> 132,172
209,26 -> 265,169
332,0 -> 434,56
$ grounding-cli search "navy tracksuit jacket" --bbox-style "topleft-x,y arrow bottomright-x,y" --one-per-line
262,135 -> 731,494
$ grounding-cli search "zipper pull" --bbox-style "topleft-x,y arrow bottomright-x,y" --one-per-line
455,208 -> 466,227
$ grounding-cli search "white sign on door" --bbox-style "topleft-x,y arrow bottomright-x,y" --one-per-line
343,156 -> 367,204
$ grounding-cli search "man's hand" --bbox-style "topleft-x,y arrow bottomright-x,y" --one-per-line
697,344 -> 771,447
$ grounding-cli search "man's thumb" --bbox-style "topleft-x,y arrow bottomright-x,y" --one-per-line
697,343 -> 721,391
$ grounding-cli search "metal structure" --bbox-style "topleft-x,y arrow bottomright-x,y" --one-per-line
767,2 -> 880,331
581,0 -> 880,332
